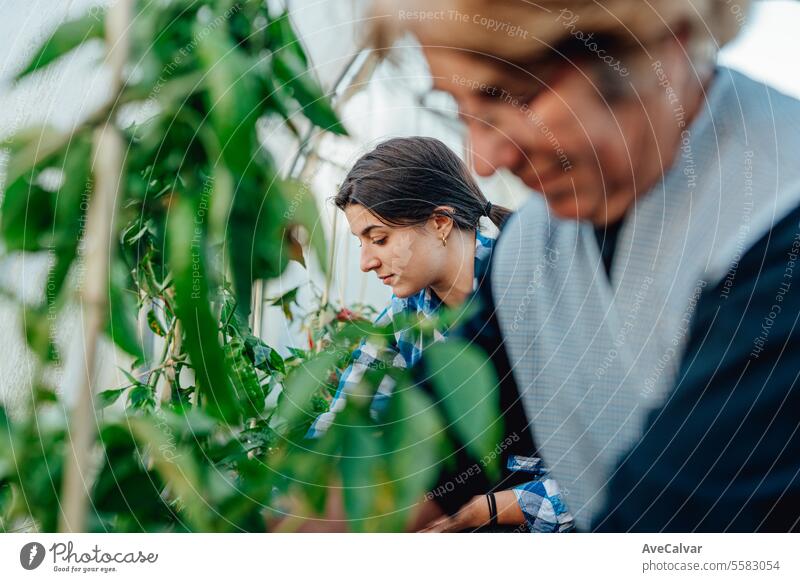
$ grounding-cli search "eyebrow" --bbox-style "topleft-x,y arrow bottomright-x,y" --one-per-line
359,224 -> 383,237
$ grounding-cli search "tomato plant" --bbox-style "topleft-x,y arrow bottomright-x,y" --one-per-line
0,0 -> 501,533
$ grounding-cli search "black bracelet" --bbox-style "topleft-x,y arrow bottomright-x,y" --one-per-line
486,492 -> 498,527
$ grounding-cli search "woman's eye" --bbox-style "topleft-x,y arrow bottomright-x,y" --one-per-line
373,238 -> 387,246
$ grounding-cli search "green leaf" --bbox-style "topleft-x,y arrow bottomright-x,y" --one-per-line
22,307 -> 58,363
3,126 -> 69,190
228,168 -> 289,317
12,418 -> 67,531
168,198 -> 240,424
220,289 -> 249,337
281,180 -> 327,274
106,262 -> 145,360
207,163 -> 234,248
170,385 -> 196,409
282,434 -> 338,516
267,11 -> 308,68
268,286 -> 299,322
1,179 -> 54,252
93,456 -> 170,530
96,388 -> 127,409
0,407 -> 15,481
267,345 -> 286,374
244,335 -> 285,375
337,406 -> 384,532
1,130 -> 90,275
127,416 -> 211,531
127,70 -> 204,116
424,339 -> 503,480
154,407 -> 218,440
276,351 -> 337,434
287,346 -> 309,360
46,136 -> 92,308
196,17 -> 259,176
256,66 -> 299,134
384,378 -> 446,528
146,309 -> 167,337
33,385 -> 59,405
17,12 -> 105,79
225,338 -> 265,419
272,50 -> 348,136
127,384 -> 156,411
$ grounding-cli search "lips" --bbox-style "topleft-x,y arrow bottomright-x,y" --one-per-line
378,274 -> 395,285
527,168 -> 578,202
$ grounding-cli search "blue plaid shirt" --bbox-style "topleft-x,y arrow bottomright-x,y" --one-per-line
307,233 -> 573,532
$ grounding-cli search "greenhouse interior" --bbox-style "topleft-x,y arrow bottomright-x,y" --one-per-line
1,0 -> 799,544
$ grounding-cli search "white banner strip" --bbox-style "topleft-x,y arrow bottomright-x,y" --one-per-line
1,533 -> 797,581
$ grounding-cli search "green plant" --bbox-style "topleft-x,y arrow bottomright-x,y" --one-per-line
0,0 -> 501,533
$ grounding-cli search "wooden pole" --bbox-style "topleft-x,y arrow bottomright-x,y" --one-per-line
58,0 -> 132,533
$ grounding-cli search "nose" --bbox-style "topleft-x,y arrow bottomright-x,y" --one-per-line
468,124 -> 523,177
359,246 -> 380,273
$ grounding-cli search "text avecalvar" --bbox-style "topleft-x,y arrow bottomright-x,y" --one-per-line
642,544 -> 702,554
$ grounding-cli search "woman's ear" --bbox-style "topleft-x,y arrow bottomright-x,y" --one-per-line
431,206 -> 455,239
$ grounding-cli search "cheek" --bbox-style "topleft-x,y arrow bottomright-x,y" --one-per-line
401,240 -> 440,281
508,99 -> 582,172
504,107 -> 546,154
383,234 -> 417,274
548,107 -> 627,195
580,99 -> 641,174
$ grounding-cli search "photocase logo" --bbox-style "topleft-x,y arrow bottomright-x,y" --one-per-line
20,542 -> 46,570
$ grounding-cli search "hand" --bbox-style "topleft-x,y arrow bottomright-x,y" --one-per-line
418,495 -> 488,532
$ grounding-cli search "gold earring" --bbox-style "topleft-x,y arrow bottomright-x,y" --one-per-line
441,234 -> 447,247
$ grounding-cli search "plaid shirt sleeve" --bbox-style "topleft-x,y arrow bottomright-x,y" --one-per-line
306,307 -> 400,439
508,455 -> 575,533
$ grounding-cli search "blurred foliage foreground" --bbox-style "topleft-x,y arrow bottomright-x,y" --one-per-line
0,0 -> 501,532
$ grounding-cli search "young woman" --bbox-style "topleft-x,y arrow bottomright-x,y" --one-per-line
308,136 -> 573,533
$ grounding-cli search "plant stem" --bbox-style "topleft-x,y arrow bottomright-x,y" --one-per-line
58,0 -> 132,533
161,319 -> 181,404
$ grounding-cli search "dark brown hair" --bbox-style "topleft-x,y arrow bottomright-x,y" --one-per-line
335,136 -> 510,231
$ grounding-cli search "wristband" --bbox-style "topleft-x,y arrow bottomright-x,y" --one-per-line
486,492 -> 498,527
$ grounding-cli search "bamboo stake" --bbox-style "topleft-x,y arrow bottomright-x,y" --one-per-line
58,0 -> 132,533
252,273 -> 265,337
321,207 -> 338,308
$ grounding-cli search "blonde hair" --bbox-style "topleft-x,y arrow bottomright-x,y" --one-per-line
368,0 -> 749,72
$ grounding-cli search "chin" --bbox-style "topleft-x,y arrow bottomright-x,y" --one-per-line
547,199 -> 583,222
391,280 -> 422,298
546,195 -> 600,224
392,286 -> 414,298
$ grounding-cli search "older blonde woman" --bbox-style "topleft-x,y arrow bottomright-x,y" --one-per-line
370,0 -> 800,531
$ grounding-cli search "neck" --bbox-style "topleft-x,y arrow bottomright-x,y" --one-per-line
430,231 -> 476,308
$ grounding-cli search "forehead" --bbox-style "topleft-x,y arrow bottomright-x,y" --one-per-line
343,204 -> 387,233
423,47 -> 545,100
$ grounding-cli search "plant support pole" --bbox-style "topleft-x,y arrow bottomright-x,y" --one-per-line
59,0 -> 132,533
